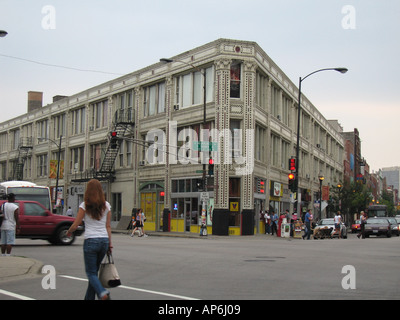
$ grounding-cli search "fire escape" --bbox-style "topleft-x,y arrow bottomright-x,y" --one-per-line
12,137 -> 33,181
72,108 -> 134,182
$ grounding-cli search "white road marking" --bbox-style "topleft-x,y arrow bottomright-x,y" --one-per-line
59,275 -> 199,300
0,288 -> 35,300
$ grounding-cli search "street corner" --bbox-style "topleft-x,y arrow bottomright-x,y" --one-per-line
0,256 -> 44,283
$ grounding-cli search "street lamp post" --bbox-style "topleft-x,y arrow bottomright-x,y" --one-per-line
319,173 -> 324,220
38,135 -> 63,212
0,30 -> 7,38
295,67 -> 348,217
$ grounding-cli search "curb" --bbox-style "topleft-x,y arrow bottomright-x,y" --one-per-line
0,256 -> 44,283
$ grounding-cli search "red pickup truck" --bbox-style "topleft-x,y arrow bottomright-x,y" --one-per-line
0,200 -> 84,245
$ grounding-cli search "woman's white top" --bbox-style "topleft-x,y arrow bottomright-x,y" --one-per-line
79,201 -> 111,239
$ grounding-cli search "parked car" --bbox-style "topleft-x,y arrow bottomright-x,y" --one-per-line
314,218 -> 347,239
0,200 -> 84,245
351,220 -> 361,233
387,217 -> 400,236
364,217 -> 391,238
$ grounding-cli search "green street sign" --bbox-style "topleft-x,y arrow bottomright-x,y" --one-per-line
193,141 -> 218,152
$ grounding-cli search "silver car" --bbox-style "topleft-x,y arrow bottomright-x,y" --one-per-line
314,218 -> 348,239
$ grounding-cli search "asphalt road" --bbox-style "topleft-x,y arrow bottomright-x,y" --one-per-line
1,232 -> 400,302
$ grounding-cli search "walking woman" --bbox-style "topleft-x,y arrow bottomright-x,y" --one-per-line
67,179 -> 113,300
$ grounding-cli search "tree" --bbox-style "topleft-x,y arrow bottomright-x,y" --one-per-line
379,190 -> 395,216
339,180 -> 372,222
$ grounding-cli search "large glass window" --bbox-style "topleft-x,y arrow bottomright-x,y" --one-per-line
143,82 -> 165,117
176,66 -> 214,109
230,61 -> 241,98
37,154 -> 48,177
230,120 -> 241,162
72,107 -> 86,135
91,100 -> 108,129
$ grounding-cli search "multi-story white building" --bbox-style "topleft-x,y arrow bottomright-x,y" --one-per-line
0,39 -> 344,235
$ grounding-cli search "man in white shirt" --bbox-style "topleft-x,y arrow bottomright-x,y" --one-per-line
331,211 -> 342,239
0,193 -> 20,256
264,211 -> 271,234
66,207 -> 73,217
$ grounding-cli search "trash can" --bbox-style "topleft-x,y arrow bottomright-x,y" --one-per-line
281,223 -> 290,238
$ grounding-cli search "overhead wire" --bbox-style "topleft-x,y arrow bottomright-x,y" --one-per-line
0,53 -> 124,76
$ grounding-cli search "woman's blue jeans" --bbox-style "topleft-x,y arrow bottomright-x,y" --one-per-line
83,238 -> 110,300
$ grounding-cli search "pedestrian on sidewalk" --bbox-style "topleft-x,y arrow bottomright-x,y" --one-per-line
66,206 -> 73,217
302,209 -> 312,240
331,211 -> 342,239
357,211 -> 366,239
0,193 -> 20,256
67,179 -> 113,300
131,208 -> 144,237
271,211 -> 278,236
264,211 -> 271,234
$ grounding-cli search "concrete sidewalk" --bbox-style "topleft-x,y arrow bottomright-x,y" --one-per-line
112,228 -> 302,240
0,256 -> 43,283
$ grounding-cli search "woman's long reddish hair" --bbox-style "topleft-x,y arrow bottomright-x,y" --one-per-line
84,179 -> 106,221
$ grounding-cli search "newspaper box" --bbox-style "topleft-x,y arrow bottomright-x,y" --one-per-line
293,220 -> 302,239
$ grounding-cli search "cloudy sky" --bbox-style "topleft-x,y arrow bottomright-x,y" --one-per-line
0,0 -> 399,172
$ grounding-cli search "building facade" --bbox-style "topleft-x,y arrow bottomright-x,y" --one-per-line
0,39 -> 344,235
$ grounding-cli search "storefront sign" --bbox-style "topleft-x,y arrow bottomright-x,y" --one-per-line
230,202 -> 239,211
270,181 -> 282,197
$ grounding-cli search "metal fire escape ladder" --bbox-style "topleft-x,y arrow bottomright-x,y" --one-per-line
95,124 -> 127,181
71,108 -> 134,182
12,137 -> 33,181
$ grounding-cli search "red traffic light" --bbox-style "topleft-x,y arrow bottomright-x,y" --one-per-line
111,131 -> 118,137
289,158 -> 296,171
209,158 -> 214,165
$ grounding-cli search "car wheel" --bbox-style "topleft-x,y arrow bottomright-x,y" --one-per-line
55,225 -> 75,245
387,231 -> 392,238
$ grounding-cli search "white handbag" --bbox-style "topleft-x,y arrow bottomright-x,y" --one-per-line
99,253 -> 121,288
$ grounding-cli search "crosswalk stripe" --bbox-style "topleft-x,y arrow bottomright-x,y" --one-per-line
59,275 -> 199,300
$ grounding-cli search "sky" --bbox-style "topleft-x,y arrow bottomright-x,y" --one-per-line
0,0 -> 399,172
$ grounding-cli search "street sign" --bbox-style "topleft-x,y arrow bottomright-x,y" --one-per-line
193,141 -> 218,152
200,192 -> 209,202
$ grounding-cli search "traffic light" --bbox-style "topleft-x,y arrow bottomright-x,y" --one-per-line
289,157 -> 296,172
196,179 -> 204,191
208,158 -> 214,176
110,131 -> 118,149
288,173 -> 296,193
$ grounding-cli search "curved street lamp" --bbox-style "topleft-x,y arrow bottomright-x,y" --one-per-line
295,67 -> 348,216
0,30 -> 8,37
